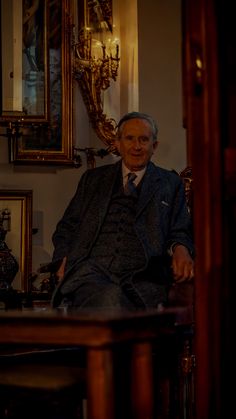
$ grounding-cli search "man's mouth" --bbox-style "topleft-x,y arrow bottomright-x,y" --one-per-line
130,153 -> 142,157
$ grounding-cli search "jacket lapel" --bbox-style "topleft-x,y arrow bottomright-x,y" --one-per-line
98,160 -> 122,220
136,162 -> 162,216
96,160 -> 162,220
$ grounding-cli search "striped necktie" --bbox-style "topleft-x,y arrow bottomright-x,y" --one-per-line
124,172 -> 137,196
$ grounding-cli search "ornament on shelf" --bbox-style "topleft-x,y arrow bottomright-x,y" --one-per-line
0,209 -> 19,289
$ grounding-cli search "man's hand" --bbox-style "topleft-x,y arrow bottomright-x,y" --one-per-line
171,245 -> 194,283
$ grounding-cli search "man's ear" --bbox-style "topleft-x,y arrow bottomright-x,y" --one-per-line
153,140 -> 159,151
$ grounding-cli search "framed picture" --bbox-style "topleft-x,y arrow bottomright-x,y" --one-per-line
0,189 -> 32,291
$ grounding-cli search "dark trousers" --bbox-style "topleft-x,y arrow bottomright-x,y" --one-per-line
58,259 -> 168,311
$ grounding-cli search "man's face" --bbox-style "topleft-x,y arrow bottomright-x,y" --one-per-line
115,118 -> 158,171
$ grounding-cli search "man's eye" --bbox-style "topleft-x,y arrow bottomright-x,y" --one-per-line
140,137 -> 149,143
122,136 -> 150,143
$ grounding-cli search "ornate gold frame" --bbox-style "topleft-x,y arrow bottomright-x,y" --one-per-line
74,0 -> 119,153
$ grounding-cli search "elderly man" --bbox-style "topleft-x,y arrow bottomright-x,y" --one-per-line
51,111 -> 194,310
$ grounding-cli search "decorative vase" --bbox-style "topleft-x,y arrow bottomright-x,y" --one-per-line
0,227 -> 19,290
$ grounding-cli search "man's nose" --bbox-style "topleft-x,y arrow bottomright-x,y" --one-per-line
132,138 -> 142,148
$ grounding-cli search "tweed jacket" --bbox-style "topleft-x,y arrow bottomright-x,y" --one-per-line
51,160 -> 194,301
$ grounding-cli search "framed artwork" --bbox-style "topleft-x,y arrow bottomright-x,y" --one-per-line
0,189 -> 32,291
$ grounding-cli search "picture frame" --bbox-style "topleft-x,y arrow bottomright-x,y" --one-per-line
0,189 -> 32,291
0,0 -> 73,165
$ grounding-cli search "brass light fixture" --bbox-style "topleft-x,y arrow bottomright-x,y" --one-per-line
73,0 -> 120,154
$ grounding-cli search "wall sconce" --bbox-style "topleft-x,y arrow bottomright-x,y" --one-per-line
73,146 -> 109,169
0,121 -> 23,161
72,0 -> 120,154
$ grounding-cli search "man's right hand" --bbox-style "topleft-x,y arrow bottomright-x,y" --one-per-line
56,256 -> 67,281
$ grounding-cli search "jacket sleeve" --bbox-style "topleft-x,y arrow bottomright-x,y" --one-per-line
166,175 -> 195,258
51,170 -> 89,263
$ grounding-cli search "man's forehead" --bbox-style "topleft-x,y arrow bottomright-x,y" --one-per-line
121,118 -> 151,131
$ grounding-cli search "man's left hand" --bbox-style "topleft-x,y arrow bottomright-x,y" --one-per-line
171,245 -> 194,283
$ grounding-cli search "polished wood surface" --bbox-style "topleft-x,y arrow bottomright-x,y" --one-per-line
183,0 -> 235,416
0,307 -> 192,419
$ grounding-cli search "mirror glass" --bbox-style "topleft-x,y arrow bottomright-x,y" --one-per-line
1,0 -> 47,118
0,0 -> 73,164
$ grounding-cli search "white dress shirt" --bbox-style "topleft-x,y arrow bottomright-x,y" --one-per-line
122,163 -> 146,188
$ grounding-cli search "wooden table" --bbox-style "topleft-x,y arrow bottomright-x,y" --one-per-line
0,307 -> 192,419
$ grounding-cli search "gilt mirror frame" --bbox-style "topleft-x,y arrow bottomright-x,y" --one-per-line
0,0 -> 73,165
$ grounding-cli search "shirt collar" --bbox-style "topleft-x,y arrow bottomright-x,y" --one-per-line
122,162 -> 146,186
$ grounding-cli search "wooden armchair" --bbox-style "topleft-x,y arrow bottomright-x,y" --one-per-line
168,166 -> 194,308
160,166 -> 195,419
